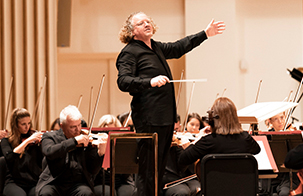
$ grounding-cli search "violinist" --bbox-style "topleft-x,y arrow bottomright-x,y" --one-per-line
163,113 -> 201,196
49,118 -> 60,131
36,105 -> 107,196
1,108 -> 43,196
94,114 -> 136,196
178,97 -> 260,194
266,112 -> 300,196
268,112 -> 296,132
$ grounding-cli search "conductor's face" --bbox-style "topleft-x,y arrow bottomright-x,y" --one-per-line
132,13 -> 153,41
61,116 -> 82,139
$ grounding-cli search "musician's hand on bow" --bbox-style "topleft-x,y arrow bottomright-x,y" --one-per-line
75,134 -> 90,147
150,75 -> 170,87
27,131 -> 43,143
193,126 -> 211,144
94,133 -> 108,156
179,136 -> 191,149
0,129 -> 8,140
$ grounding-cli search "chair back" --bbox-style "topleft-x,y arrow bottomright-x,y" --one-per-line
201,153 -> 258,196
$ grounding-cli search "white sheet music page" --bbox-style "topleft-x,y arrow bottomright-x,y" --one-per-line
237,102 -> 298,124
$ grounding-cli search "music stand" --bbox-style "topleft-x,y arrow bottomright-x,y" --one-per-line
261,132 -> 303,173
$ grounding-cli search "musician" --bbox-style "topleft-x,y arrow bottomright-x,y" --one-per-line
268,112 -> 286,132
116,11 -> 225,196
1,108 -> 43,196
94,114 -> 136,196
184,113 -> 203,134
174,114 -> 181,133
36,105 -> 107,196
163,114 -> 202,196
178,97 -> 260,193
49,118 -> 60,131
266,112 -> 300,196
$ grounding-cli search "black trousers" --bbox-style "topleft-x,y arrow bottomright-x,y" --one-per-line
135,124 -> 174,196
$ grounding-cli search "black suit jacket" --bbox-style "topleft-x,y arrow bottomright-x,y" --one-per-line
35,129 -> 103,195
116,31 -> 208,127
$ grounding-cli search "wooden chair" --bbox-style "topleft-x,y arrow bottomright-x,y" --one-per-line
109,132 -> 158,196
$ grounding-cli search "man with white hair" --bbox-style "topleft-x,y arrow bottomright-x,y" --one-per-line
36,105 -> 107,196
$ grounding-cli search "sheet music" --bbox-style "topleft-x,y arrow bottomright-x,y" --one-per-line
237,102 -> 298,124
252,135 -> 278,172
254,141 -> 274,170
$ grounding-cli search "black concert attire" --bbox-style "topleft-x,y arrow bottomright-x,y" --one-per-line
178,131 -> 260,166
163,145 -> 200,196
94,169 -> 136,196
285,143 -> 303,169
116,30 -> 208,196
1,131 -> 43,196
266,130 -> 300,196
35,129 -> 103,196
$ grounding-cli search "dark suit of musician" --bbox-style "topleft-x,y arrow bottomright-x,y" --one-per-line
36,128 -> 103,196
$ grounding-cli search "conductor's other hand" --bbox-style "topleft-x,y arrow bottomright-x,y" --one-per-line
75,134 -> 90,147
205,19 -> 226,38
150,75 -> 170,87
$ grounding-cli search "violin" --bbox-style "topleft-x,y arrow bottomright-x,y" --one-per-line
77,129 -> 108,147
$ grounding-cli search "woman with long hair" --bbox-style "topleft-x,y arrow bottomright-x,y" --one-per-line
1,108 -> 43,196
178,97 -> 260,168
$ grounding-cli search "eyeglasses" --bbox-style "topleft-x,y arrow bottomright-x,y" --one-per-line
135,20 -> 151,27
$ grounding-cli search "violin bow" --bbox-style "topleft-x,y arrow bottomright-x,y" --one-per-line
77,95 -> 83,109
283,77 -> 303,131
249,80 -> 262,133
221,88 -> 227,97
31,87 -> 42,129
176,70 -> 184,111
38,76 -> 47,131
181,82 -> 196,132
88,74 -> 105,135
88,86 -> 93,127
3,76 -> 13,130
255,80 -> 262,104
123,110 -> 132,127
163,174 -> 197,190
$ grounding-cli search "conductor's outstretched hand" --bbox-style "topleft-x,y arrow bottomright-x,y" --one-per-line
205,19 -> 226,38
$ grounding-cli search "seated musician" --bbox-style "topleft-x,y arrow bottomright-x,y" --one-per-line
163,113 -> 202,196
94,114 -> 136,196
284,144 -> 303,196
36,105 -> 107,196
265,112 -> 301,196
178,97 -> 261,194
1,108 -> 43,196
